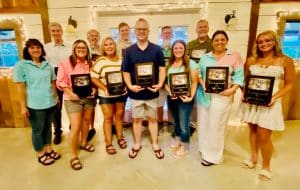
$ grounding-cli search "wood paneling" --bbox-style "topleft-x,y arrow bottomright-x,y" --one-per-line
0,0 -> 50,43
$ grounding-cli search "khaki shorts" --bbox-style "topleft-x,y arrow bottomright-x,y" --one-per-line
158,89 -> 167,107
130,98 -> 158,119
64,98 -> 96,113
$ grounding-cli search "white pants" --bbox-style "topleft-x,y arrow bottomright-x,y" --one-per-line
197,94 -> 232,164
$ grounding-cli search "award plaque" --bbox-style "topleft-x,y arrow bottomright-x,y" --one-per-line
169,72 -> 191,97
71,74 -> 92,98
91,53 -> 100,61
190,49 -> 207,63
105,71 -> 125,95
135,62 -> 154,88
205,67 -> 229,93
244,75 -> 275,106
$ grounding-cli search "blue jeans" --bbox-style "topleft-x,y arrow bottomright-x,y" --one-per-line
167,96 -> 193,143
28,106 -> 56,151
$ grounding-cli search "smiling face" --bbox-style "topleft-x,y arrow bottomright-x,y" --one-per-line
212,33 -> 228,53
172,42 -> 185,59
74,42 -> 88,59
119,25 -> 130,41
103,38 -> 116,56
28,45 -> 42,60
134,20 -> 149,42
49,25 -> 63,42
196,20 -> 209,39
256,34 -> 276,54
87,30 -> 100,47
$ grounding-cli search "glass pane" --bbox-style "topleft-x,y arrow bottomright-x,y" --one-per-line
110,28 -> 136,43
0,29 -> 19,67
282,21 -> 300,60
157,26 -> 188,46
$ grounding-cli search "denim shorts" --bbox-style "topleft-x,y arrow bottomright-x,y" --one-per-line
64,98 -> 96,113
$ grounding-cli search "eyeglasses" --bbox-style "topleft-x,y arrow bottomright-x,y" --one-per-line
135,28 -> 148,32
76,46 -> 87,50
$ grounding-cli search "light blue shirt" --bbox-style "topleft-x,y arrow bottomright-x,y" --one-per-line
166,59 -> 197,87
13,60 -> 57,109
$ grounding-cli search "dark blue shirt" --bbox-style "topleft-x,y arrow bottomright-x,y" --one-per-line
122,42 -> 165,100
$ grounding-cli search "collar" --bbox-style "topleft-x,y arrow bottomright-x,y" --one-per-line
207,50 -> 233,58
23,60 -> 49,69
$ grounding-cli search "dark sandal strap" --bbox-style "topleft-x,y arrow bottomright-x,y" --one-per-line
70,157 -> 82,170
117,138 -> 127,149
47,150 -> 61,160
80,144 -> 95,152
106,144 -> 117,155
38,154 -> 55,165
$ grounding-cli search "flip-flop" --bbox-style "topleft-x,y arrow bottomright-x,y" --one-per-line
201,159 -> 214,166
259,169 -> 272,181
153,148 -> 164,159
243,159 -> 256,169
128,146 -> 142,159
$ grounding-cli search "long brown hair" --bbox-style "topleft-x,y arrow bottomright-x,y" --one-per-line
69,39 -> 91,68
167,40 -> 190,73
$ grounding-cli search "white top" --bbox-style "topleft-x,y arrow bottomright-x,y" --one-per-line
90,56 -> 125,97
45,41 -> 72,67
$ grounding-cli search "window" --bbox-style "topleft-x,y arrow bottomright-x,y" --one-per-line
282,21 -> 300,60
0,29 -> 19,67
157,26 -> 188,46
110,28 -> 136,43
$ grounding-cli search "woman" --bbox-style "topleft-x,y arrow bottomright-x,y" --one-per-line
197,30 -> 244,166
91,37 -> 127,155
56,39 -> 96,170
13,39 -> 61,166
165,40 -> 198,157
242,30 -> 295,181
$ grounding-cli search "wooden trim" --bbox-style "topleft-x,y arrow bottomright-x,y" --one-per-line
247,0 -> 260,57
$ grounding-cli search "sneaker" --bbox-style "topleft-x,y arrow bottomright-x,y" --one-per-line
87,128 -> 96,142
53,135 -> 62,145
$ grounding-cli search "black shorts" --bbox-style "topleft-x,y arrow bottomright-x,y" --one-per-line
98,94 -> 128,104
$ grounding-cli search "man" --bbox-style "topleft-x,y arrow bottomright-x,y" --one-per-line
187,19 -> 213,135
116,22 -> 132,58
187,19 -> 212,63
158,26 -> 173,131
122,18 -> 166,159
45,22 -> 72,145
86,29 -> 101,141
87,29 -> 101,61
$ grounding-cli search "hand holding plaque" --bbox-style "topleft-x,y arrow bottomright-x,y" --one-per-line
71,74 -> 92,98
190,49 -> 207,63
169,72 -> 191,97
105,71 -> 125,95
244,75 -> 275,106
205,67 -> 229,93
135,62 -> 154,88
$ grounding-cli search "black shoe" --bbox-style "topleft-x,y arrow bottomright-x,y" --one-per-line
53,135 -> 62,145
87,128 -> 96,142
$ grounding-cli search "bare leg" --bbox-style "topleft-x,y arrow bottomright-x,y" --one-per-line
248,123 -> 259,163
115,102 -> 125,140
80,108 -> 93,146
148,116 -> 159,149
101,104 -> 114,146
68,111 -> 83,158
257,126 -> 273,173
132,118 -> 143,149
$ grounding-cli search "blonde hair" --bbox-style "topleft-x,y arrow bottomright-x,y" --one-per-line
100,37 -> 117,56
252,30 -> 283,58
87,29 -> 100,39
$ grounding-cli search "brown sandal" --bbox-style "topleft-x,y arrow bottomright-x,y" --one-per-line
106,144 -> 117,155
70,157 -> 82,170
47,150 -> 61,160
128,146 -> 142,159
80,144 -> 95,152
117,138 -> 127,149
153,148 -> 164,159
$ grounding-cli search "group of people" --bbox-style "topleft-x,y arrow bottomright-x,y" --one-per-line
13,17 -> 295,181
